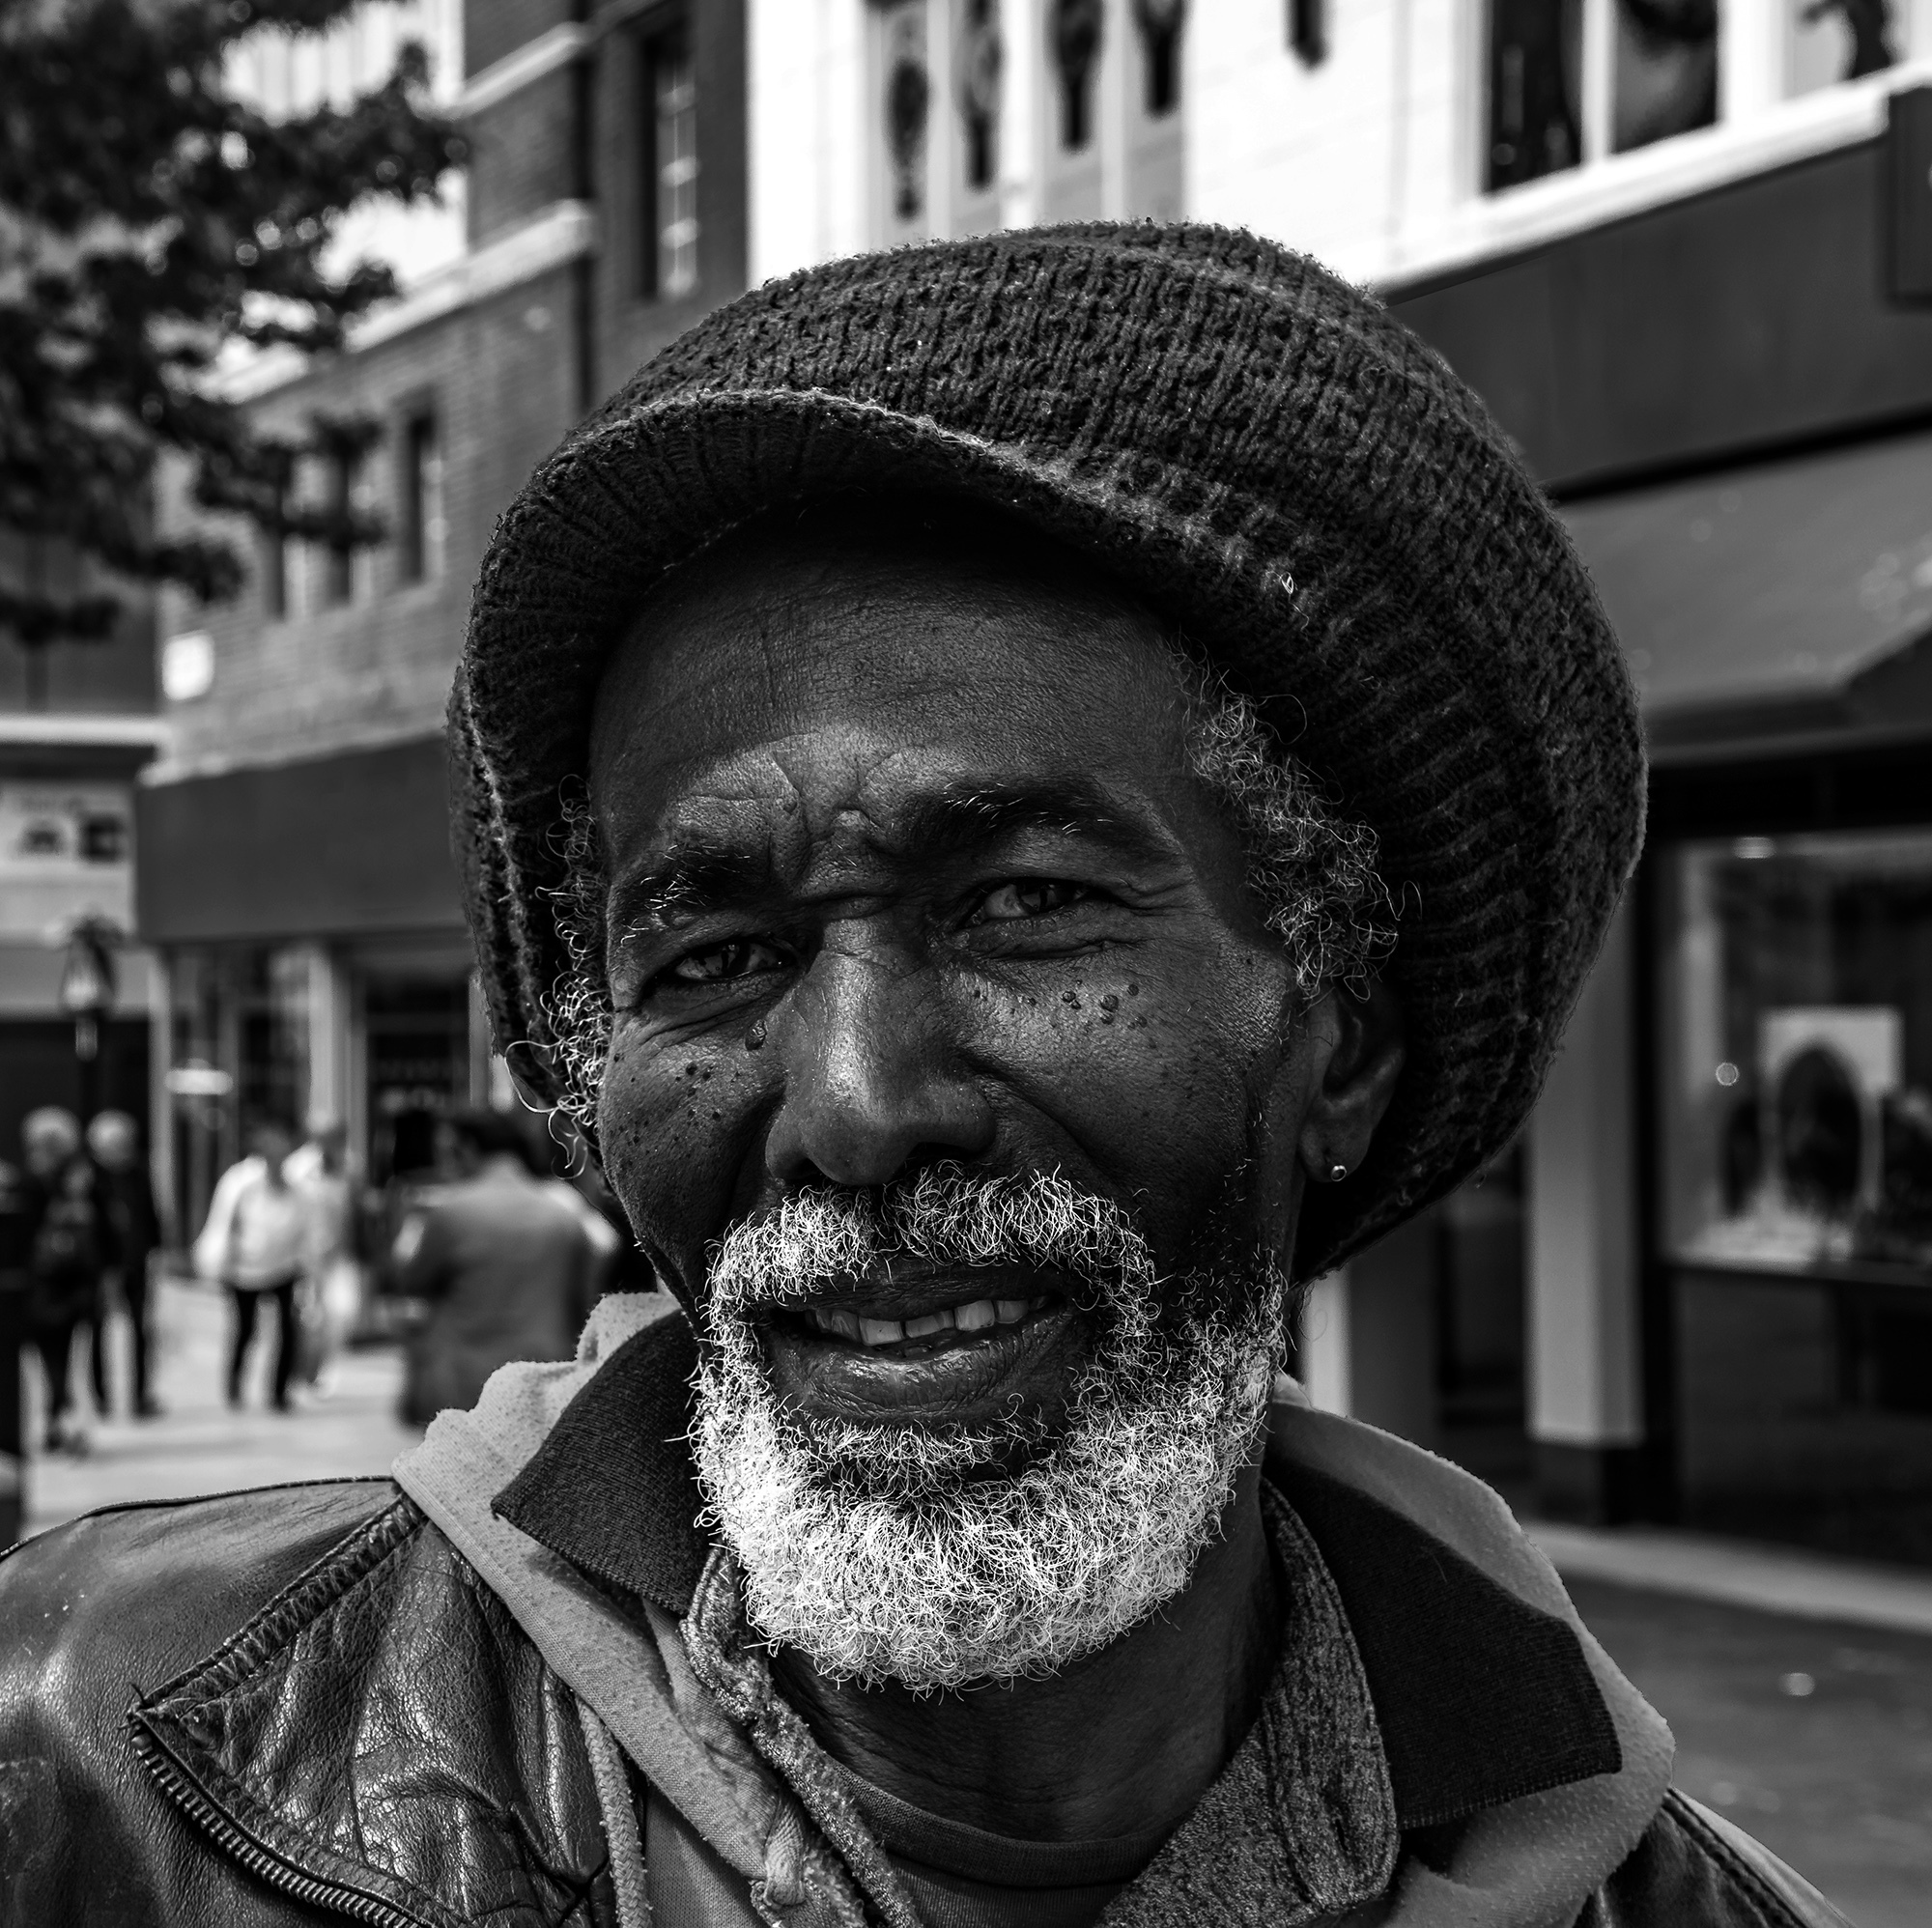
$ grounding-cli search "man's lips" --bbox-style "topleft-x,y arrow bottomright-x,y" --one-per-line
753,1265 -> 1091,1422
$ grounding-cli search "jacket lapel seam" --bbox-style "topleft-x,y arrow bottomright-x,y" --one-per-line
137,1494 -> 424,1715
128,1494 -> 476,1928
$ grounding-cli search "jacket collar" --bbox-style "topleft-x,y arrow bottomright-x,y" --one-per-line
493,1308 -> 1623,1834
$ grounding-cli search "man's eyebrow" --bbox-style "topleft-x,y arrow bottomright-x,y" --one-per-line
607,847 -> 772,931
892,780 -> 1178,866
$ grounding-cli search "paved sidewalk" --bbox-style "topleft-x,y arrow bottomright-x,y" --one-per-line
1530,1517 -> 1932,1637
21,1273 -> 418,1539
1569,1578 -> 1932,1928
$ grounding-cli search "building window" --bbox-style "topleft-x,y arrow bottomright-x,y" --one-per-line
1659,828 -> 1932,1283
1611,0 -> 1717,155
1788,0 -> 1896,98
260,519 -> 288,620
1487,0 -> 1582,191
1051,0 -> 1105,152
1133,0 -> 1184,117
322,447 -> 359,609
958,0 -> 1001,192
639,19 -> 698,301
1487,0 -> 1723,191
397,410 -> 442,586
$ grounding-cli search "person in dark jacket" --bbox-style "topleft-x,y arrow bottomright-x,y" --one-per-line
393,1105 -> 597,1425
0,227 -> 1849,1927
19,1105 -> 117,1455
85,1109 -> 162,1419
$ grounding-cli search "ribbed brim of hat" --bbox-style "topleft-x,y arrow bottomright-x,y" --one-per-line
452,222 -> 1644,1281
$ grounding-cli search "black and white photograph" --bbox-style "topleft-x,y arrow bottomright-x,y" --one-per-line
2,2 -> 1931,1922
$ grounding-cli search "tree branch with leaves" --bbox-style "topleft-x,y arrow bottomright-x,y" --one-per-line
0,0 -> 465,651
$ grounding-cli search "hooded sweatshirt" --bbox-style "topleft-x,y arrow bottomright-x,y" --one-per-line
393,1292 -> 1719,1928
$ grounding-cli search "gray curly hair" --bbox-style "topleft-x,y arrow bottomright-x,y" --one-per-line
538,652 -> 1396,1133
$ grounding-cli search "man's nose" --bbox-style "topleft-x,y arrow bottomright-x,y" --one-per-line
762,947 -> 995,1190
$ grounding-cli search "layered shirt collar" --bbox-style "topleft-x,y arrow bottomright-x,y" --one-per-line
453,1294 -> 1655,1923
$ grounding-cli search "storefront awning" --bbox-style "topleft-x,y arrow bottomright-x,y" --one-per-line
1561,428 -> 1932,751
136,734 -> 464,946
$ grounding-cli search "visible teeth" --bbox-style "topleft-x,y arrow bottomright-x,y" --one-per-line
808,1296 -> 1041,1346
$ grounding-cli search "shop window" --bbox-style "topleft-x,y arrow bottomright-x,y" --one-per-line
1659,829 -> 1932,1283
639,16 -> 699,301
1788,0 -> 1896,97
1611,0 -> 1717,154
363,974 -> 471,1184
239,947 -> 312,1133
1486,0 -> 1582,191
396,409 -> 443,587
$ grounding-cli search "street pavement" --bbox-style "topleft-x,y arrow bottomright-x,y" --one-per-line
16,1290 -> 1932,1923
21,1272 -> 417,1538
1569,1575 -> 1932,1927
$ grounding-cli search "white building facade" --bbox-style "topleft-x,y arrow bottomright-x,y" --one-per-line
747,0 -> 1932,284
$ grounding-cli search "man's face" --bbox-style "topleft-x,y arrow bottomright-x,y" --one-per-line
589,526 -> 1321,1440
582,523 -> 1383,1686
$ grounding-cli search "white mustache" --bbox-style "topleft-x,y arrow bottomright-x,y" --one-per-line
703,1165 -> 1153,1318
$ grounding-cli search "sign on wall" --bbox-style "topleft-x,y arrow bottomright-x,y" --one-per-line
0,784 -> 130,876
0,783 -> 133,941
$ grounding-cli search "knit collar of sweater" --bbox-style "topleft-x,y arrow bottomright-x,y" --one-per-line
394,1293 -> 1674,1925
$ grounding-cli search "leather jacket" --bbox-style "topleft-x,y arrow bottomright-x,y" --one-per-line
0,1299 -> 1855,1927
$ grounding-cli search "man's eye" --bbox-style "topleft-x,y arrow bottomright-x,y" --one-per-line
976,879 -> 1094,922
662,939 -> 786,986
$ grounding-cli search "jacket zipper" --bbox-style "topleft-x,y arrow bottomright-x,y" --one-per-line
131,1723 -> 434,1928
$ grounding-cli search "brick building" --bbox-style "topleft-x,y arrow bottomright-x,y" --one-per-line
138,0 -> 746,1225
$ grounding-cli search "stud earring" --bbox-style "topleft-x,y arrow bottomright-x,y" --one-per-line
1327,1161 -> 1349,1182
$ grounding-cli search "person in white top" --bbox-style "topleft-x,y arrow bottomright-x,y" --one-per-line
284,1119 -> 362,1397
193,1120 -> 312,1412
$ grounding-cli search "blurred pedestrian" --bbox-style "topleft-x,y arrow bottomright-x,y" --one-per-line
20,1106 -> 116,1454
285,1117 -> 361,1396
393,1106 -> 596,1426
84,1109 -> 162,1418
193,1119 -> 308,1412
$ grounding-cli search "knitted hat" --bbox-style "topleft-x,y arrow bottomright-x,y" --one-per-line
451,221 -> 1643,1281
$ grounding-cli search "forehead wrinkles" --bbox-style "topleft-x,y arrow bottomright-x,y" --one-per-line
615,731 -> 1046,883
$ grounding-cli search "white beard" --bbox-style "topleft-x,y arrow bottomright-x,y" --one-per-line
689,1167 -> 1284,1691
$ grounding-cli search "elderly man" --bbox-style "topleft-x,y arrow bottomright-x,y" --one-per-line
0,229 -> 1842,1926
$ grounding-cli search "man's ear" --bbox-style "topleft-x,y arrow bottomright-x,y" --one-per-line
1296,981 -> 1405,1183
